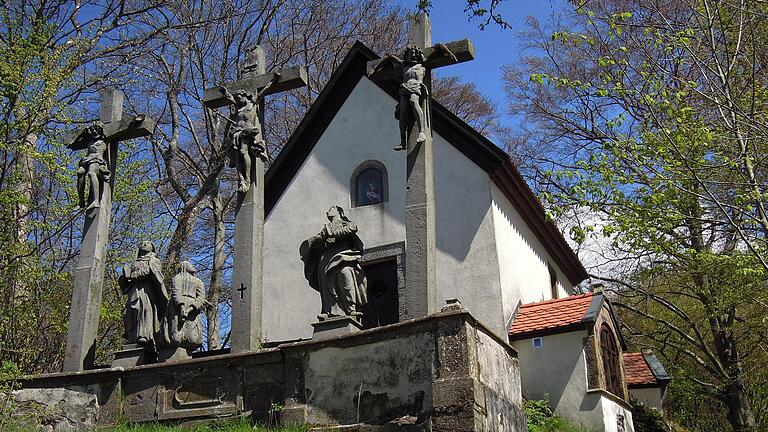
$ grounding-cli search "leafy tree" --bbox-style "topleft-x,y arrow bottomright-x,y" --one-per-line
0,0 -> 172,372
504,1 -> 768,430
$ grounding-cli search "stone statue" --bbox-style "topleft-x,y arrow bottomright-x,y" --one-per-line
373,43 -> 457,151
300,205 -> 368,320
219,71 -> 280,193
118,241 -> 169,351
75,123 -> 111,209
167,261 -> 205,351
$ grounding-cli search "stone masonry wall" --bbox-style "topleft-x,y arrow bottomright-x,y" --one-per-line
12,310 -> 526,431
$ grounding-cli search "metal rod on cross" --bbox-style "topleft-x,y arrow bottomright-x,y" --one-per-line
203,46 -> 308,353
366,13 -> 475,319
63,89 -> 156,371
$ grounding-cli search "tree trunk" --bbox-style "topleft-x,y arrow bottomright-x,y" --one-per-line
207,190 -> 225,350
14,133 -> 35,242
11,132 -> 35,300
724,378 -> 757,432
164,202 -> 204,276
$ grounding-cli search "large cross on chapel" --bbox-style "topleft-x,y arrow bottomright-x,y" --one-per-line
367,12 -> 475,318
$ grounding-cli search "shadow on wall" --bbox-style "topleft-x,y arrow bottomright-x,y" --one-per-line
492,191 -> 547,273
435,150 -> 492,262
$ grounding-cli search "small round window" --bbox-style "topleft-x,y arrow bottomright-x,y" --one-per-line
356,168 -> 384,206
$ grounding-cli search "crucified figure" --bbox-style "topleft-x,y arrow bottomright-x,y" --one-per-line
76,123 -> 111,210
219,72 -> 280,193
373,43 -> 457,151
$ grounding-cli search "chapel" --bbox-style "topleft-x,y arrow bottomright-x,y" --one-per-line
260,41 -> 647,431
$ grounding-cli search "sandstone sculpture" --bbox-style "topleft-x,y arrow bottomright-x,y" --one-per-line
300,206 -> 368,320
219,71 -> 279,193
118,241 -> 169,350
75,123 -> 111,209
168,261 -> 205,351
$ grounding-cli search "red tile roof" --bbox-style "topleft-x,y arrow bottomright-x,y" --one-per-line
508,293 -> 595,338
623,352 -> 658,386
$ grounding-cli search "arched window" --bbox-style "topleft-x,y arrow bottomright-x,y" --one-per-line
350,160 -> 388,207
600,323 -> 623,396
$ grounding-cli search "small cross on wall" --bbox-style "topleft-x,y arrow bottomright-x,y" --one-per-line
237,283 -> 247,300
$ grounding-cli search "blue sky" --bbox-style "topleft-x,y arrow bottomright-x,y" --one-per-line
425,0 -> 566,113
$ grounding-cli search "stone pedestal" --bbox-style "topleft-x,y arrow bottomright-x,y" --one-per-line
111,344 -> 157,368
230,158 -> 265,353
311,316 -> 363,339
158,347 -> 192,363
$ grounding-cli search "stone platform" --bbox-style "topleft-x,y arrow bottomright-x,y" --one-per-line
11,310 -> 526,431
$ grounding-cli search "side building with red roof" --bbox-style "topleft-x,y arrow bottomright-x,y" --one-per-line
509,292 -> 636,432
623,351 -> 671,414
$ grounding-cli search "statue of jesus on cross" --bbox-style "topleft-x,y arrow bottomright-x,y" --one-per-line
219,71 -> 280,193
373,43 -> 457,151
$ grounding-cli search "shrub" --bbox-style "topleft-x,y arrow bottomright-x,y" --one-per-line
524,398 -> 591,432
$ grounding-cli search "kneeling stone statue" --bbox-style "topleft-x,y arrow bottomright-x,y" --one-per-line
300,205 -> 368,325
168,261 -> 205,353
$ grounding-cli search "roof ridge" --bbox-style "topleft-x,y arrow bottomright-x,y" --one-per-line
520,292 -> 593,309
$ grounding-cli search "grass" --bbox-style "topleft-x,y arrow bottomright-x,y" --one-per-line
3,418 -> 310,432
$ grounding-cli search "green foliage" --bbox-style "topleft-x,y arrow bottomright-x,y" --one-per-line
524,399 -> 591,432
630,398 -> 669,432
662,378 -> 732,432
508,0 -> 768,429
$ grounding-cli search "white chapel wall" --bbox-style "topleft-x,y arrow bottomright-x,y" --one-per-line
490,182 -> 573,323
263,76 -> 507,341
263,77 -> 406,342
433,133 -> 505,337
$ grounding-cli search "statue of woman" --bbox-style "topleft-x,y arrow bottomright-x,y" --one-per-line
118,241 -> 169,350
300,206 -> 368,321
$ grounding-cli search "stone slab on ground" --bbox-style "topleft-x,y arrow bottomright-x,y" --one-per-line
11,387 -> 99,431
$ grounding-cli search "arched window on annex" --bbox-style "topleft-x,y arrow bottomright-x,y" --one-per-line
350,160 -> 388,208
600,323 -> 623,397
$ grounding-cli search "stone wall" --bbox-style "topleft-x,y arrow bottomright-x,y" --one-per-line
11,310 -> 526,431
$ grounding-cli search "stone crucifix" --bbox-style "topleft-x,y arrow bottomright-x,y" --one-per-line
367,13 -> 475,319
64,89 -> 156,371
203,46 -> 307,353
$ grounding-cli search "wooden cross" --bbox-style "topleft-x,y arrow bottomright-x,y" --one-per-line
366,13 -> 475,319
64,89 -> 156,372
203,46 -> 308,353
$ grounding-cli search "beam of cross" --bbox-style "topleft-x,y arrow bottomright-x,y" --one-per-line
63,89 -> 156,372
366,13 -> 475,319
203,46 -> 307,353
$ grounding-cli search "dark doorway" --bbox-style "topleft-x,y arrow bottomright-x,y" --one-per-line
361,259 -> 399,329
